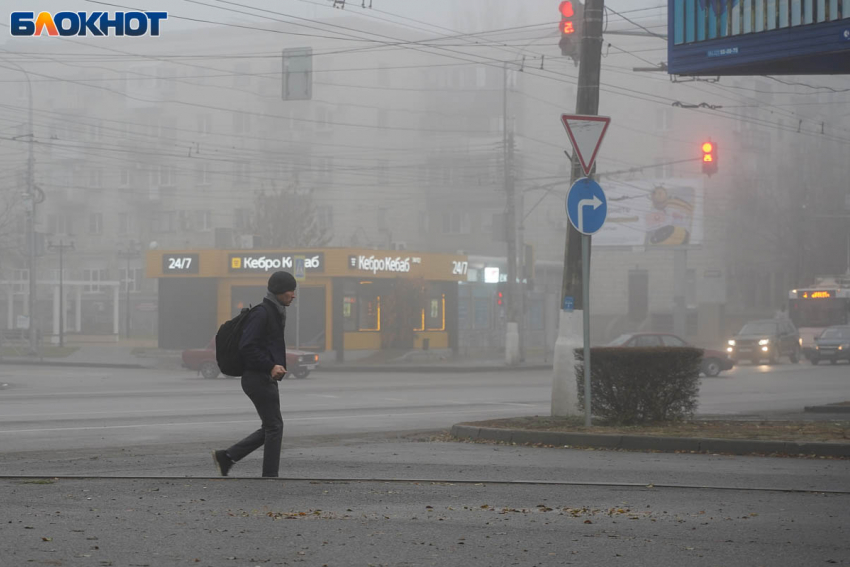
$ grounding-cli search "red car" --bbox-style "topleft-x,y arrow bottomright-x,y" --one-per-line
182,339 -> 319,380
606,332 -> 734,377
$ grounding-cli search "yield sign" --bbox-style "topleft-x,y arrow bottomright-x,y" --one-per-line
561,114 -> 611,176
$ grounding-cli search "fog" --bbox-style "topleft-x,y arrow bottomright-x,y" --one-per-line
0,0 -> 848,360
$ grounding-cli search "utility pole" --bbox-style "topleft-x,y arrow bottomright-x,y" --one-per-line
4,60 -> 39,354
504,62 -> 520,366
47,240 -> 74,348
118,242 -> 141,340
552,0 -> 605,417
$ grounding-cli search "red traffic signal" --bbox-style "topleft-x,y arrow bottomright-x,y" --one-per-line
558,1 -> 583,64
701,140 -> 718,176
496,291 -> 504,306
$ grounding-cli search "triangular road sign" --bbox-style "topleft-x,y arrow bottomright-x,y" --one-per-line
561,114 -> 611,176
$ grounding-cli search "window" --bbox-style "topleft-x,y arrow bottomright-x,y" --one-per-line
47,214 -> 75,235
195,210 -> 212,231
476,66 -> 487,88
358,285 -> 380,331
197,114 -> 212,135
120,167 -> 131,188
655,108 -> 672,131
88,121 -> 103,141
158,164 -> 176,187
119,267 -> 144,293
118,213 -> 131,235
233,61 -> 251,87
377,108 -> 389,130
49,269 -> 69,282
425,294 -> 445,331
660,335 -> 687,347
88,168 -> 103,188
195,162 -> 212,186
342,296 -> 357,331
634,335 -> 663,347
377,64 -> 389,86
316,106 -> 333,131
316,156 -> 333,183
89,212 -> 103,234
441,212 -> 470,234
13,269 -> 28,294
233,111 -> 251,134
151,211 -> 176,233
83,268 -> 108,293
473,297 -> 490,329
234,161 -> 250,184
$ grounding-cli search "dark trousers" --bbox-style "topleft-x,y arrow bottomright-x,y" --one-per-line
226,370 -> 283,477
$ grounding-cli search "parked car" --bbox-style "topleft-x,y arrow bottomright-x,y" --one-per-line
726,319 -> 801,364
605,332 -> 734,377
182,339 -> 319,379
811,325 -> 850,365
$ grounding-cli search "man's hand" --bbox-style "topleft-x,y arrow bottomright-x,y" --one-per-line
271,365 -> 287,381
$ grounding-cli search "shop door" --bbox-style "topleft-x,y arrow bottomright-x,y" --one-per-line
284,286 -> 326,351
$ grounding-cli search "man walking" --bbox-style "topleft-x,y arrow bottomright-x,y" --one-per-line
212,271 -> 296,477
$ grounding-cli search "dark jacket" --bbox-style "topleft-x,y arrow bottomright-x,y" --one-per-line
238,299 -> 287,375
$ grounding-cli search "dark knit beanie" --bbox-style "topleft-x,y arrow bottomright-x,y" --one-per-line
268,271 -> 297,294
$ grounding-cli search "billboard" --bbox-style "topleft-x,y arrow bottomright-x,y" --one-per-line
593,178 -> 704,248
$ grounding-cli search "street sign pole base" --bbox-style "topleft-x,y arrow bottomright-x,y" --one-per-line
552,309 -> 583,417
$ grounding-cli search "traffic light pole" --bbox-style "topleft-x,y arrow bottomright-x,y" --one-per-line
504,62 -> 520,366
552,0 -> 605,417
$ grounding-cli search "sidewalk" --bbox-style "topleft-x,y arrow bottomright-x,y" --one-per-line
0,343 -> 553,372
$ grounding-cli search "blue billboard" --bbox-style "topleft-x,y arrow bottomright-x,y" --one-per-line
668,0 -> 850,75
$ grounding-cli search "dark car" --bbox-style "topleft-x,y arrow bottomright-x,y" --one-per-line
606,332 -> 734,377
182,339 -> 319,380
811,325 -> 850,365
727,319 -> 801,364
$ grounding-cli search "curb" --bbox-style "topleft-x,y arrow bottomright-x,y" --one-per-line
319,364 -> 552,373
450,425 -> 850,458
804,404 -> 850,414
0,359 -> 149,370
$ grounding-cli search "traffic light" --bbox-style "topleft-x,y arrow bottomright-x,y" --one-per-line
701,140 -> 718,176
496,282 -> 506,307
558,1 -> 583,65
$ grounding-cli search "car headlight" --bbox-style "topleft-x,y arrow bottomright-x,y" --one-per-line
799,338 -> 803,346
728,339 -> 736,346
758,339 -> 770,346
839,345 -> 850,351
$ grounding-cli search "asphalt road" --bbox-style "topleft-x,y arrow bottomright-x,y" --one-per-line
0,361 -> 848,455
2,363 -> 849,567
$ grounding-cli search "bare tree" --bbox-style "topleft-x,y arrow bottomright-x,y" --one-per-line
252,183 -> 331,249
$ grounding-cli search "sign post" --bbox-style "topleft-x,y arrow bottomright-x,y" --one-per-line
566,177 -> 607,427
294,255 -> 306,349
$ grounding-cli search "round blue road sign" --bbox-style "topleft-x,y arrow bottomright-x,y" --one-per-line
566,177 -> 607,235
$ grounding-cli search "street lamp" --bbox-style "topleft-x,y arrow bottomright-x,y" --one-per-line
47,240 -> 74,348
118,242 -> 141,340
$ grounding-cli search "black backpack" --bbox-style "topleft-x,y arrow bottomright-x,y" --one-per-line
215,304 -> 266,377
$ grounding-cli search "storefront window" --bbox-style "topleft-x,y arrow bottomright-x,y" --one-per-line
342,296 -> 357,331
359,287 -> 380,331
426,294 -> 445,331
473,297 -> 490,329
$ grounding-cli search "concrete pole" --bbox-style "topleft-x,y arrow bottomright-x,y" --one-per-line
552,0 -> 605,417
